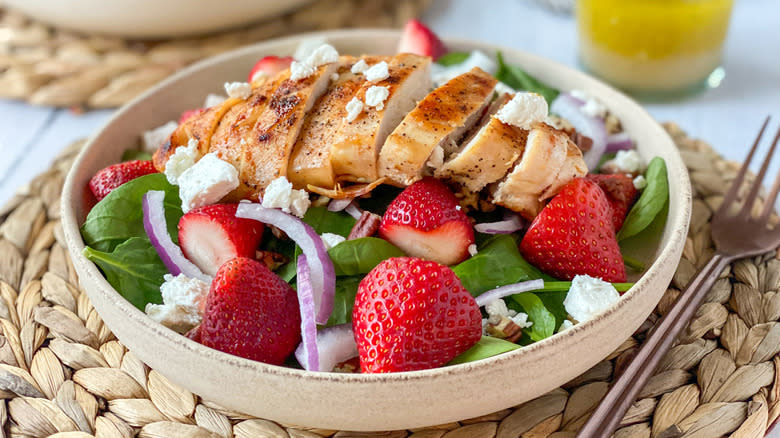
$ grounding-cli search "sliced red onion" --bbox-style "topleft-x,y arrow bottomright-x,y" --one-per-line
294,255 -> 319,371
606,132 -> 634,153
475,279 -> 545,307
551,93 -> 607,171
295,321 -> 358,372
344,203 -> 363,220
475,214 -> 525,234
236,203 -> 336,324
142,190 -> 210,283
327,198 -> 353,212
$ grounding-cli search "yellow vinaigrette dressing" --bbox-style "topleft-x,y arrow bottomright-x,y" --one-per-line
577,0 -> 733,95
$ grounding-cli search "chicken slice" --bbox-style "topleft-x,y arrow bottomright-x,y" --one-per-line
287,55 -> 386,190
491,122 -> 587,219
434,93 -> 529,192
378,67 -> 497,186
330,53 -> 431,184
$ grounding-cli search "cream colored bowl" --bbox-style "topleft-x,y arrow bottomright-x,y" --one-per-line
2,0 -> 310,39
61,30 -> 691,431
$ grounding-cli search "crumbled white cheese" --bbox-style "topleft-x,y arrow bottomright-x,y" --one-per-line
633,175 -> 648,190
468,244 -> 478,257
511,312 -> 533,329
141,120 -> 178,152
558,319 -> 574,332
430,50 -> 498,86
320,232 -> 346,250
351,59 -> 369,74
290,44 -> 339,81
330,72 -> 340,82
563,275 -> 620,323
344,97 -> 363,122
145,274 -> 210,333
203,93 -> 226,108
177,153 -> 239,213
290,60 -> 317,81
426,145 -> 444,170
224,82 -> 252,100
294,36 -> 329,61
570,89 -> 608,118
612,150 -> 644,173
496,92 -> 548,129
364,61 -> 390,82
164,138 -> 200,185
494,82 -> 516,96
261,176 -> 311,218
364,85 -> 390,110
485,299 -> 512,325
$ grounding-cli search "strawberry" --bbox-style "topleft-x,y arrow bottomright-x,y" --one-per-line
378,177 -> 475,265
248,55 -> 294,83
178,204 -> 265,276
201,257 -> 301,365
179,107 -> 206,124
586,174 -> 639,231
397,19 -> 447,60
352,257 -> 482,373
88,160 -> 157,201
520,178 -> 626,282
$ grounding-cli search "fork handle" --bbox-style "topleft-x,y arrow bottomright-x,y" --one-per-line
576,253 -> 733,437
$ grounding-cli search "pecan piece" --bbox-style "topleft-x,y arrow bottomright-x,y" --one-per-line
256,250 -> 289,271
486,316 -> 524,343
348,211 -> 382,240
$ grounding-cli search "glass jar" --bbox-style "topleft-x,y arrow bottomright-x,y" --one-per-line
577,0 -> 734,99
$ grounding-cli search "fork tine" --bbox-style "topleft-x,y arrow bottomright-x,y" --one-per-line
718,116 -> 770,215
758,126 -> 780,223
741,120 -> 780,218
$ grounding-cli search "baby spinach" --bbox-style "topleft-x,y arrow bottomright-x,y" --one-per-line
495,51 -> 559,105
121,149 -> 153,162
437,52 -> 470,66
618,157 -> 669,241
83,237 -> 165,310
328,237 -> 405,276
511,293 -> 557,342
81,173 -> 182,253
302,206 -> 356,237
448,336 -> 520,365
326,276 -> 363,326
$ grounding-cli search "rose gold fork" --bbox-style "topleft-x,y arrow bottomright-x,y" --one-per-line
577,117 -> 780,438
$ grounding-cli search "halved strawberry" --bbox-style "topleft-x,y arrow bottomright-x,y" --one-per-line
178,204 -> 265,276
378,177 -> 474,265
397,19 -> 447,60
586,174 -> 639,231
248,55 -> 294,83
88,160 -> 157,201
179,107 -> 206,124
520,178 -> 626,282
201,257 -> 301,365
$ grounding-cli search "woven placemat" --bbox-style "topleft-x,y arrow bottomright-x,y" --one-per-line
0,123 -> 778,437
0,0 -> 429,109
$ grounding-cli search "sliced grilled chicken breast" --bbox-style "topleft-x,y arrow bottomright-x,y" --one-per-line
434,93 -> 529,192
378,67 -> 496,186
330,53 -> 431,184
287,55 -> 386,190
492,122 -> 587,219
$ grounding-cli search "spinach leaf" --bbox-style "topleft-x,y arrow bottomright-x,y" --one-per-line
121,149 -> 153,162
452,234 -> 549,296
437,52 -> 470,66
302,207 -> 356,237
83,237 -> 166,310
329,238 -> 405,276
448,336 -> 520,365
326,276 -> 362,326
618,157 -> 669,241
80,173 -> 182,252
511,293 -> 556,341
495,51 -> 559,105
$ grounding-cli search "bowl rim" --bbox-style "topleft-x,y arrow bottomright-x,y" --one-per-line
61,29 -> 692,384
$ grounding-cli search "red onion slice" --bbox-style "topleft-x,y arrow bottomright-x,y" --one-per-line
295,322 -> 358,372
606,132 -> 634,153
327,198 -> 353,212
344,203 -> 363,220
236,203 -> 336,324
142,190 -> 210,283
294,255 -> 319,371
475,279 -> 545,307
474,214 -> 525,234
551,93 -> 607,171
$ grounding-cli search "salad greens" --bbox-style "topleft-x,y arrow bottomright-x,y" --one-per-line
618,157 -> 669,241
121,149 -> 153,162
495,51 -> 559,105
436,52 -> 470,66
329,237 -> 405,276
448,336 -> 520,365
326,276 -> 362,326
511,293 -> 557,342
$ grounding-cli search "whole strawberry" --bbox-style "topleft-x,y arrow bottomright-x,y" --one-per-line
379,177 -> 474,265
520,177 -> 626,282
178,203 -> 265,276
586,174 -> 639,231
352,257 -> 482,373
201,257 -> 301,365
88,160 -> 157,201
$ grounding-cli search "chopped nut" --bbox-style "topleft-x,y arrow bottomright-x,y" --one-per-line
487,316 -> 524,343
569,131 -> 593,152
348,211 -> 382,240
256,250 -> 289,271
604,112 -> 623,134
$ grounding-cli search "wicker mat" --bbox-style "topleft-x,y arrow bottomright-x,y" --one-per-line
0,0 -> 429,109
0,123 -> 778,438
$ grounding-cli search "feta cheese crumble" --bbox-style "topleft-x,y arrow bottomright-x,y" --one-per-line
563,275 -> 620,323
320,232 -> 346,250
141,120 -> 178,152
496,92 -> 548,129
611,150 -> 644,174
468,243 -> 478,257
633,175 -> 648,190
570,89 -> 607,118
364,85 -> 390,110
261,176 -> 311,218
494,82 -> 516,96
558,319 -> 574,332
484,299 -> 533,328
203,93 -> 226,108
290,44 -> 339,81
224,82 -> 252,100
364,61 -> 390,82
164,138 -> 200,185
177,153 -> 239,213
351,59 -> 369,74
344,97 -> 364,122
145,274 -> 209,333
